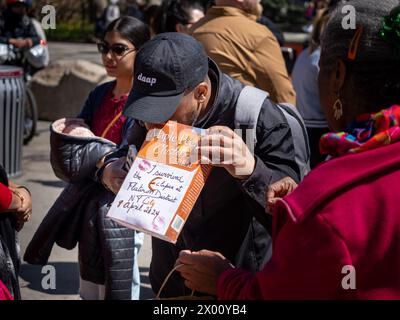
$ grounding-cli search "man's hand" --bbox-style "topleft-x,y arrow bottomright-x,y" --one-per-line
101,157 -> 128,194
176,250 -> 234,295
266,177 -> 298,213
196,126 -> 255,180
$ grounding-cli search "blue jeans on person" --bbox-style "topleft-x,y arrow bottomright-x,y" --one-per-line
132,231 -> 144,300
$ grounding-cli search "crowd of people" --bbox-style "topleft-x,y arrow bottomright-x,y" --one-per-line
1,0 -> 400,300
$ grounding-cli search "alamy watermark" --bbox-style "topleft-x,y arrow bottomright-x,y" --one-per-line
41,265 -> 56,290
341,265 -> 356,290
341,4 -> 356,30
143,122 -> 255,176
40,5 -> 56,30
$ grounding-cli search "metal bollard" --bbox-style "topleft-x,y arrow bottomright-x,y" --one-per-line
0,66 -> 25,178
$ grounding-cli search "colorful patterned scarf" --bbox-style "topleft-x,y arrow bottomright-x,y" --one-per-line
320,105 -> 400,157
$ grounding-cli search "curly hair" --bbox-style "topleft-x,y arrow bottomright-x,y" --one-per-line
320,0 -> 400,111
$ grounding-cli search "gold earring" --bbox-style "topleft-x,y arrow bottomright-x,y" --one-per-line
333,98 -> 343,120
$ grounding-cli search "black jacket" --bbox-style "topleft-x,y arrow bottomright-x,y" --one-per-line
0,165 -> 20,300
24,124 -> 135,300
119,60 -> 300,297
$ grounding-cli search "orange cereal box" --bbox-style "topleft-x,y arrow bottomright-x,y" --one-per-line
107,121 -> 212,243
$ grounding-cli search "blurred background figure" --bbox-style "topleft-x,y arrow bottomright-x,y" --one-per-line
292,8 -> 330,168
190,0 -> 296,104
0,0 -> 40,49
304,0 -> 315,21
152,0 -> 205,34
104,0 -> 121,27
256,0 -> 285,46
142,1 -> 161,36
95,0 -> 108,38
95,0 -> 121,39
303,0 -> 330,33
125,0 -> 145,21
0,0 -> 49,145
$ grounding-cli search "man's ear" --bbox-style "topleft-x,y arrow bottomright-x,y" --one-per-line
176,23 -> 187,33
334,59 -> 347,94
194,82 -> 209,103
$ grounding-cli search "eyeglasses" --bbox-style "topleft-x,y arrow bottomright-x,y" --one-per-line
97,43 -> 135,56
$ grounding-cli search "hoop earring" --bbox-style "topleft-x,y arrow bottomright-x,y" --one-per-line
333,98 -> 343,120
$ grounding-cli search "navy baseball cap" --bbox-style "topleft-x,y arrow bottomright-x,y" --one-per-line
123,32 -> 209,124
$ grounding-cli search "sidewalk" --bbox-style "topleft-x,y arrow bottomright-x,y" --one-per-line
14,121 -> 154,300
48,42 -> 102,65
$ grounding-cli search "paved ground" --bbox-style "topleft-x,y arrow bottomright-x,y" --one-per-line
48,42 -> 102,65
9,42 -> 155,300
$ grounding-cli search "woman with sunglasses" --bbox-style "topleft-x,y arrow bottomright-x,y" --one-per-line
77,16 -> 150,300
79,16 -> 150,145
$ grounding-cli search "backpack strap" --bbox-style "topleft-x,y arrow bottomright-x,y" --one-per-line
236,86 -> 311,180
276,103 -> 311,179
235,86 -> 269,146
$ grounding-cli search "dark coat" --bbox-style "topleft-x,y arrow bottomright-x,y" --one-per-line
24,91 -> 136,299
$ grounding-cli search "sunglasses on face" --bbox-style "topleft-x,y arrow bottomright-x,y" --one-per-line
97,43 -> 135,56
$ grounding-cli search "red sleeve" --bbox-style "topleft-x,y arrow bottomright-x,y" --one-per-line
0,183 -> 12,212
217,213 -> 355,300
0,279 -> 13,300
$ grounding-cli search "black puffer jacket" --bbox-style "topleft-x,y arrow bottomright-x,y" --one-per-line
24,121 -> 135,300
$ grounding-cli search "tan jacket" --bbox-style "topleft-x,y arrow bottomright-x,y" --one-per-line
190,6 -> 296,104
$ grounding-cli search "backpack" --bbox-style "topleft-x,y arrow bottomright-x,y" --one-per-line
235,86 -> 311,180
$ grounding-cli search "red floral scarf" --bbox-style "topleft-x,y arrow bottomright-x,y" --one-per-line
320,105 -> 400,157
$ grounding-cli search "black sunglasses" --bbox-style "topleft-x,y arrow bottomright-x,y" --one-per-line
97,43 -> 135,56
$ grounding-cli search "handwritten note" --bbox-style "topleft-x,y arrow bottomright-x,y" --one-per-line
107,121 -> 212,243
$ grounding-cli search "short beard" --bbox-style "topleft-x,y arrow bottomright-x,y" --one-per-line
190,107 -> 201,126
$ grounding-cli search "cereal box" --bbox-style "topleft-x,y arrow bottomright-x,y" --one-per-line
107,121 -> 212,243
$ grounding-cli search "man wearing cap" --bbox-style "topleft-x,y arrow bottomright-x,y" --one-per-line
100,33 -> 300,297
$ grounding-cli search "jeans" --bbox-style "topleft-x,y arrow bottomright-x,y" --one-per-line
79,231 -> 144,300
131,231 -> 144,300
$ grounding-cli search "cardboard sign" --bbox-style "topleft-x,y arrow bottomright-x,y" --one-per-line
107,121 -> 212,243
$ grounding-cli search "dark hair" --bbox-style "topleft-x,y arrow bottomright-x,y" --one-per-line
320,0 -> 400,111
153,0 -> 204,34
309,8 -> 330,52
105,16 -> 150,50
143,4 -> 160,30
